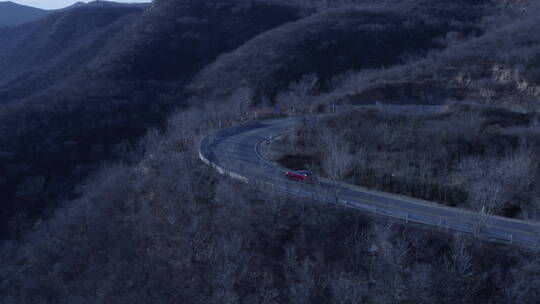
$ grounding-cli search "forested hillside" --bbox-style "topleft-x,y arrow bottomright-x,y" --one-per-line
0,1 -> 50,26
322,5 -> 540,110
1,0 -> 540,302
0,5 -> 144,100
275,105 -> 539,218
0,0 -> 302,237
192,0 -> 489,101
2,97 -> 540,303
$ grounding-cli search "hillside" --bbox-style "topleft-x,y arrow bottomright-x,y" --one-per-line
1,0 -> 540,302
0,0 -> 302,237
0,1 -> 50,26
0,5 -> 145,100
191,0 -> 490,101
192,0 -> 540,111
275,106 -> 539,219
321,2 -> 540,110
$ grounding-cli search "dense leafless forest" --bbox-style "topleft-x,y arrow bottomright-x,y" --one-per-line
1,0 -> 540,302
276,104 -> 540,218
3,104 -> 540,303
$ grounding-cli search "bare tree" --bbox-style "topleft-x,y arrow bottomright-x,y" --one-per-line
320,126 -> 352,204
439,236 -> 481,303
277,74 -> 319,117
284,244 -> 317,304
290,74 -> 319,114
456,157 -> 506,213
229,86 -> 254,121
327,271 -> 367,303
370,222 -> 410,302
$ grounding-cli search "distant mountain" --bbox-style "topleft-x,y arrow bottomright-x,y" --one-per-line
86,0 -> 150,8
0,1 -> 51,26
0,1 -> 151,27
60,1 -> 150,10
0,5 -> 145,96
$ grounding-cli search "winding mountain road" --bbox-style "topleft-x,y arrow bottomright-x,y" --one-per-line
199,117 -> 540,248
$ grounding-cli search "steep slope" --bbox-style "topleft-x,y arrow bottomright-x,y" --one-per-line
0,0 -> 302,237
318,3 -> 540,109
2,55 -> 540,304
0,1 -> 50,26
3,1 -> 540,303
191,0 -> 490,101
0,5 -> 144,101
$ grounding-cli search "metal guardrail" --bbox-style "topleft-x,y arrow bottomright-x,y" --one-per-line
242,174 -> 534,248
198,119 -> 539,249
335,104 -> 448,114
199,129 -> 250,183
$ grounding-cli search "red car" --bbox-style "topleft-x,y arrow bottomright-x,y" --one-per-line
285,170 -> 314,183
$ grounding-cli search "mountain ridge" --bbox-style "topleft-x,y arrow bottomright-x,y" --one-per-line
0,1 -> 50,26
0,1 -> 151,26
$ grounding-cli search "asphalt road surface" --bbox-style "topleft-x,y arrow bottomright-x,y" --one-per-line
200,117 -> 540,248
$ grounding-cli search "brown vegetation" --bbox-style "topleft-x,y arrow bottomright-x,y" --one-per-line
2,0 -> 540,302
276,105 -> 540,218
2,105 -> 540,303
192,0 -> 486,102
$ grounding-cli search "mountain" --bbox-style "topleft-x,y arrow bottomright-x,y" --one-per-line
0,1 -> 151,28
0,0 -> 302,237
193,0 -> 540,109
0,1 -> 51,26
310,2 -> 540,108
0,5 -> 145,97
192,0 -> 488,101
0,0 -> 540,303
61,0 -> 151,10
85,0 -> 150,8
0,4 -> 147,236
1,0 -> 537,241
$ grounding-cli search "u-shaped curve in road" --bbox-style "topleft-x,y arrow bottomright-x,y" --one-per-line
199,117 -> 540,248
